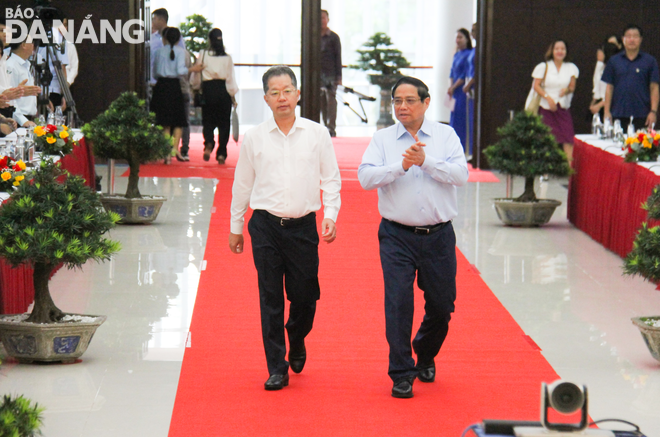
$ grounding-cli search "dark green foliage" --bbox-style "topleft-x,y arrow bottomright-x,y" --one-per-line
0,395 -> 44,437
0,160 -> 121,323
641,184 -> 660,220
625,184 -> 660,282
81,92 -> 171,199
484,111 -> 571,202
180,14 -> 214,56
0,161 -> 121,269
350,32 -> 410,76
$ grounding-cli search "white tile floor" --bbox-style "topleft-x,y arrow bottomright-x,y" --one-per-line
1,154 -> 659,436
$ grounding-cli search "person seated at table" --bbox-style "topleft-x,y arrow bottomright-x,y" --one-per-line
6,36 -> 39,128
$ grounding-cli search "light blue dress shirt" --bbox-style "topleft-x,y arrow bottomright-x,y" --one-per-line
150,31 -> 186,84
358,119 -> 469,226
153,45 -> 188,79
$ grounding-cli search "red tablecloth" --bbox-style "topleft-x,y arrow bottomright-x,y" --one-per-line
568,137 -> 660,258
0,138 -> 95,314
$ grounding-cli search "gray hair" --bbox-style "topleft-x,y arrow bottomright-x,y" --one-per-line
262,65 -> 298,93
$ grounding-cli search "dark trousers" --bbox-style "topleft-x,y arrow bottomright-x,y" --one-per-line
320,82 -> 337,136
615,117 -> 649,132
379,219 -> 457,382
248,210 -> 321,375
49,92 -> 63,110
201,79 -> 232,159
181,93 -> 191,155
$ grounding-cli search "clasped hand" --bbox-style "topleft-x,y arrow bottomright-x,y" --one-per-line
402,134 -> 426,171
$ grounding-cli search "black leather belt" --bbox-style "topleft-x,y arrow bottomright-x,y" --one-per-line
261,210 -> 316,228
387,219 -> 450,235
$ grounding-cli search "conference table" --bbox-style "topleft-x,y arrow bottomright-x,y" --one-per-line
568,134 -> 660,259
0,137 -> 96,314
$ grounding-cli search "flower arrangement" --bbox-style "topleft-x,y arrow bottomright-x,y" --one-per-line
33,124 -> 78,156
623,130 -> 660,163
0,155 -> 27,191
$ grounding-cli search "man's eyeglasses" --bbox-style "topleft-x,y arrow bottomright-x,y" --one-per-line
267,89 -> 296,98
393,98 -> 421,107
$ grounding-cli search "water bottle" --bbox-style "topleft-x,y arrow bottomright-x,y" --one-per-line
55,106 -> 64,125
591,113 -> 602,136
627,116 -> 636,138
47,111 -> 55,126
36,114 -> 46,126
603,117 -> 612,139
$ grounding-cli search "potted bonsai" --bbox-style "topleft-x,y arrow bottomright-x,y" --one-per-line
0,160 -> 121,363
624,184 -> 660,362
81,92 -> 172,223
350,32 -> 410,129
0,394 -> 44,436
484,111 -> 571,226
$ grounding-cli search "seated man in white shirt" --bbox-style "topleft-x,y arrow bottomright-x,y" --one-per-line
6,39 -> 39,127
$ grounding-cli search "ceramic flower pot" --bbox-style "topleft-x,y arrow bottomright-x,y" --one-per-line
493,198 -> 562,227
100,194 -> 166,224
0,313 -> 106,364
631,316 -> 660,362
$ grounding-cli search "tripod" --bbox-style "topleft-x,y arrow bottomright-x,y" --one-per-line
32,37 -> 81,127
336,85 -> 376,124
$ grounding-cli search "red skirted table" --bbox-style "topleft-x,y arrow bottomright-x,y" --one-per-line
0,137 -> 95,314
568,134 -> 660,259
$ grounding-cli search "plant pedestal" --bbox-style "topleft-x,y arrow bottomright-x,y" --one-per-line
492,198 -> 562,227
632,316 -> 660,362
100,195 -> 166,224
0,314 -> 106,364
369,74 -> 400,130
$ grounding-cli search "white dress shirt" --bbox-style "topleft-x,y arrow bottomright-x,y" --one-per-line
532,61 -> 580,109
0,51 -> 11,94
358,119 -> 468,226
64,40 -> 79,85
5,53 -> 37,126
199,50 -> 239,96
230,116 -> 341,235
592,60 -> 607,100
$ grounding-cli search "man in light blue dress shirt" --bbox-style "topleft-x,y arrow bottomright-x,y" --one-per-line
358,76 -> 468,398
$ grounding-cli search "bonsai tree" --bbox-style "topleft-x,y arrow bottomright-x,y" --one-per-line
0,395 -> 44,437
81,92 -> 171,199
0,160 -> 121,323
350,32 -> 410,77
180,14 -> 213,57
484,111 -> 571,202
624,184 -> 660,282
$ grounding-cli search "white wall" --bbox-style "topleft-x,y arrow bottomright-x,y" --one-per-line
151,0 -> 475,126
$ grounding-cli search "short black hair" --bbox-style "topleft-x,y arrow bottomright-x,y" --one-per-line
262,65 -> 297,93
152,8 -> 169,23
623,24 -> 643,38
391,76 -> 430,101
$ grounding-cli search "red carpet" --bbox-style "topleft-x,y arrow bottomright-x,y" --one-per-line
126,133 -> 498,182
167,174 -> 559,436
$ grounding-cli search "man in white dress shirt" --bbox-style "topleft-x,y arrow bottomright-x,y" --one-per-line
229,66 -> 341,391
6,39 -> 38,127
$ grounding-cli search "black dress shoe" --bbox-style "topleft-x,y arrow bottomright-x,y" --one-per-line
391,376 -> 414,398
417,361 -> 435,383
289,341 -> 306,374
264,373 -> 289,391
